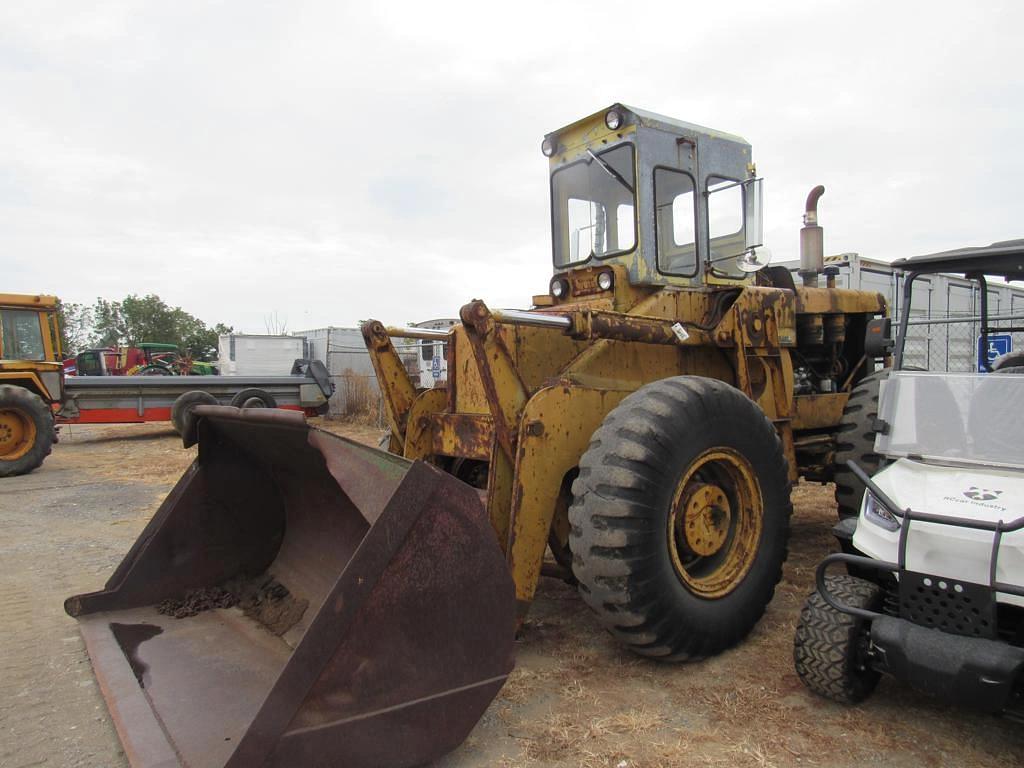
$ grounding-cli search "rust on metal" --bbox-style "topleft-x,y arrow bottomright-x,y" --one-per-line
430,412 -> 493,460
361,320 -> 418,452
66,406 -> 515,768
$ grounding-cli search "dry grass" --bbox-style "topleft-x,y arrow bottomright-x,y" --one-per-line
335,368 -> 382,422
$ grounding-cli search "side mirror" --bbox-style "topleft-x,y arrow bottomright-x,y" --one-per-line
864,317 -> 893,358
737,246 -> 772,273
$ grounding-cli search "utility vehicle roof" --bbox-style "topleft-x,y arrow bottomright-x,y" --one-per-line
892,239 -> 1024,280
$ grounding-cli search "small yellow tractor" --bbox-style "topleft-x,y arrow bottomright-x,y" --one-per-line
66,105 -> 888,767
0,293 -> 63,477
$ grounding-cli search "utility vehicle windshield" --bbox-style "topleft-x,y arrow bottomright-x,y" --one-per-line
876,371 -> 1024,469
551,143 -> 636,267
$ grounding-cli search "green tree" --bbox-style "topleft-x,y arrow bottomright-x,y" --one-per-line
88,295 -> 232,361
55,299 -> 93,357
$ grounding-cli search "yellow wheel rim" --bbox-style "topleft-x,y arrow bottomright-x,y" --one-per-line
667,448 -> 763,598
0,407 -> 37,461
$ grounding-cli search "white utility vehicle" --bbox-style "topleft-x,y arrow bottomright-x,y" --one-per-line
794,241 -> 1024,717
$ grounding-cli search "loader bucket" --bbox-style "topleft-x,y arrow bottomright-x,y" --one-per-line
65,406 -> 516,768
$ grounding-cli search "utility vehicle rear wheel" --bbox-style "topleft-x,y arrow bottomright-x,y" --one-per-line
793,573 -> 882,703
0,385 -> 54,477
569,376 -> 792,660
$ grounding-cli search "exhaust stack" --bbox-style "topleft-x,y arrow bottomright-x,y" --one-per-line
799,185 -> 826,287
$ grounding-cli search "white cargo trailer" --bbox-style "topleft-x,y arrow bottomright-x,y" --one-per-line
217,334 -> 308,376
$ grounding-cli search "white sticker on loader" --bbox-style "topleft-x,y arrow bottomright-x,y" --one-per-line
671,322 -> 690,342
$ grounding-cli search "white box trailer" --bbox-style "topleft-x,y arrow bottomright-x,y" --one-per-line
217,334 -> 308,376
778,253 -> 1024,371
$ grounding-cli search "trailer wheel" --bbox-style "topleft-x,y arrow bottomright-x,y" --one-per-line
793,574 -> 882,704
0,385 -> 54,477
833,371 -> 886,520
229,389 -> 277,409
171,390 -> 218,435
569,376 -> 792,660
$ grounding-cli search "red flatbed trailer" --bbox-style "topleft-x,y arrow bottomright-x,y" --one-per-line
56,361 -> 333,428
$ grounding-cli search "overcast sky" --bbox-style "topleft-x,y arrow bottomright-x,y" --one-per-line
3,1 -> 1022,333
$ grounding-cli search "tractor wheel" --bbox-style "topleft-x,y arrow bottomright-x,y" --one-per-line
0,385 -> 54,477
138,364 -> 172,376
569,376 -> 792,661
170,390 -> 218,435
229,388 -> 277,409
833,371 -> 887,520
793,574 -> 882,704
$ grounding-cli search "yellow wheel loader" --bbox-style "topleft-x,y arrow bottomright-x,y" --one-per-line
67,105 -> 887,767
0,293 -> 64,477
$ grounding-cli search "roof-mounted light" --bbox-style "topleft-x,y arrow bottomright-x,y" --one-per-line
605,109 -> 623,131
541,136 -> 557,157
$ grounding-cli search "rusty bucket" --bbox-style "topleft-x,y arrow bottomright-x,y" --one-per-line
65,407 -> 516,768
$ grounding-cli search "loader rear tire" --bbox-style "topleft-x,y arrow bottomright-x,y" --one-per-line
793,574 -> 882,704
171,390 -> 218,435
569,376 -> 792,661
0,385 -> 54,477
833,371 -> 886,520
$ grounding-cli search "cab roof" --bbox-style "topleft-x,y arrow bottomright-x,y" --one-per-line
547,103 -> 750,147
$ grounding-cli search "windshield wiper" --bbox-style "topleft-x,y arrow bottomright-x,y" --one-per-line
587,149 -> 634,195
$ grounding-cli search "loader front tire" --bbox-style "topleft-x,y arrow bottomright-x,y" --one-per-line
793,574 -> 882,703
569,376 -> 792,661
0,385 -> 54,477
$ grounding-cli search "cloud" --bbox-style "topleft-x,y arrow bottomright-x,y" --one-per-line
2,0 -> 1022,333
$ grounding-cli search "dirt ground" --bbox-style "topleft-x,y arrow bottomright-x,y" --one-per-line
1,421 -> 1021,768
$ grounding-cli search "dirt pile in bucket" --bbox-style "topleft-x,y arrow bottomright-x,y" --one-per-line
157,574 -> 308,636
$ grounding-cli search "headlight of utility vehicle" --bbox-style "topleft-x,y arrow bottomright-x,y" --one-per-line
864,492 -> 900,532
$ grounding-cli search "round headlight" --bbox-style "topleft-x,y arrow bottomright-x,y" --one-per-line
597,271 -> 614,291
605,109 -> 623,131
550,278 -> 569,298
541,137 -> 556,157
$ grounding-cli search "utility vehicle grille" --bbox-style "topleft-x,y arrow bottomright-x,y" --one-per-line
899,570 -> 997,640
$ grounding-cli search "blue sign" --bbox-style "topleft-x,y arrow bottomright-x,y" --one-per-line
431,355 -> 442,379
978,333 -> 1011,371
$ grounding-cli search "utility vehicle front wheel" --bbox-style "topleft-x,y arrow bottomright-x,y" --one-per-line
569,376 -> 792,660
793,573 -> 882,703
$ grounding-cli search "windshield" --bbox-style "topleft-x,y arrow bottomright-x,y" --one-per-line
876,371 -> 1024,469
551,143 -> 636,267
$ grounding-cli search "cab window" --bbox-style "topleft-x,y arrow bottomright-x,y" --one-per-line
0,309 -> 46,361
654,168 -> 697,276
707,177 -> 747,277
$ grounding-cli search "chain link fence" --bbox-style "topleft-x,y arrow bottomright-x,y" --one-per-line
900,313 -> 1024,372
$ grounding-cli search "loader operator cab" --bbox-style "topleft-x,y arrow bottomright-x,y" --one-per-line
543,104 -> 765,302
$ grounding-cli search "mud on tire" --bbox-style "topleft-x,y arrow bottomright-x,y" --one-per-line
793,573 -> 882,703
569,376 -> 792,661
